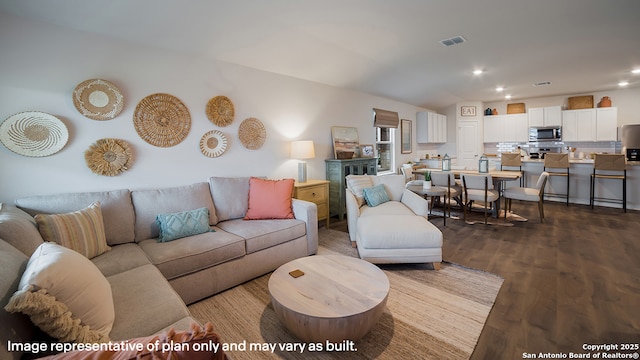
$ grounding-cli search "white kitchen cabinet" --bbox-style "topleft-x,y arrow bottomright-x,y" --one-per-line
562,109 -> 596,141
483,114 -> 528,143
596,107 -> 618,141
528,106 -> 562,127
417,111 -> 447,143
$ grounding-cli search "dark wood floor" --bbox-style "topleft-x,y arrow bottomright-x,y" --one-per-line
330,201 -> 640,359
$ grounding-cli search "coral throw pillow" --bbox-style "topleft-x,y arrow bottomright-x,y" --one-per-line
244,177 -> 295,220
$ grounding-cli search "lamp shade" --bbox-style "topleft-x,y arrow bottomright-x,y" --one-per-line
290,140 -> 315,159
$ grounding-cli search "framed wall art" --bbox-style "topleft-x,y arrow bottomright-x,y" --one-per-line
401,119 -> 412,154
331,126 -> 359,159
461,106 -> 476,117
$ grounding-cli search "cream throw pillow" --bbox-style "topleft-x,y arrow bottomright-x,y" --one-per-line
35,201 -> 110,259
4,242 -> 115,343
346,175 -> 373,207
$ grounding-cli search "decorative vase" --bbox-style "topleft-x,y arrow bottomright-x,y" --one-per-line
491,108 -> 498,115
598,96 -> 612,107
422,180 -> 432,190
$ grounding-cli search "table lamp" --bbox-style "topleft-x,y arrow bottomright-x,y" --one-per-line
291,140 -> 315,183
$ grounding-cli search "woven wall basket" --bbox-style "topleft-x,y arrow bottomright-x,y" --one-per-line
133,93 -> 191,147
84,138 -> 133,176
73,79 -> 124,120
206,96 -> 235,127
199,130 -> 228,157
238,117 -> 266,150
0,111 -> 69,157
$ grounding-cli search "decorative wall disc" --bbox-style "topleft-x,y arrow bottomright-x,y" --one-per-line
205,96 -> 235,127
84,138 -> 133,176
73,79 -> 124,120
0,111 -> 69,157
199,130 -> 228,158
238,117 -> 266,150
133,93 -> 191,147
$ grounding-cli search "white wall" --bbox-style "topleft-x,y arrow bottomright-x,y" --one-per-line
0,14 -> 425,203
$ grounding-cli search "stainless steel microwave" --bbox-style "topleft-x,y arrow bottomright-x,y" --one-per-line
529,126 -> 562,142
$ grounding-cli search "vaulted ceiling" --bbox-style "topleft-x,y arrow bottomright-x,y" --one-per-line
2,0 -> 640,110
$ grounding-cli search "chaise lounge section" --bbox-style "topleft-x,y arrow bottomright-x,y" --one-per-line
344,174 -> 443,268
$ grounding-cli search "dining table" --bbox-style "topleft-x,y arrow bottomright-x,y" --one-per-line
412,168 -> 522,219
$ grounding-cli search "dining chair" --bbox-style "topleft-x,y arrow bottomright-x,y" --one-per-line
430,171 -> 462,225
590,154 -> 627,212
503,172 -> 549,223
543,153 -> 570,206
400,164 -> 414,183
500,152 -> 524,187
461,173 -> 500,225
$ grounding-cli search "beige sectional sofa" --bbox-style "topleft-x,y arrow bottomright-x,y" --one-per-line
0,176 -> 318,360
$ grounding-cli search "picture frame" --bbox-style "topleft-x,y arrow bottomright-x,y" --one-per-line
401,119 -> 412,154
331,126 -> 359,159
461,106 -> 476,117
360,144 -> 374,158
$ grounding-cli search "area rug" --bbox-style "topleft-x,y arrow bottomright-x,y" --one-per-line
188,228 -> 503,359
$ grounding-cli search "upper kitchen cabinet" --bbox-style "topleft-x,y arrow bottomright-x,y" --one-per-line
562,109 -> 596,141
595,107 -> 618,141
562,107 -> 617,141
528,106 -> 562,127
417,111 -> 447,143
483,113 -> 528,143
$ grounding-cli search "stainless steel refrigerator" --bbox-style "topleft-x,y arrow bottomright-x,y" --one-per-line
621,124 -> 640,161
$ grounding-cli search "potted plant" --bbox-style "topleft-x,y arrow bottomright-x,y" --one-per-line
422,170 -> 432,190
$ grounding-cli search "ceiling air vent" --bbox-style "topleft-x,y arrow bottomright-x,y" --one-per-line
533,81 -> 552,86
440,36 -> 466,47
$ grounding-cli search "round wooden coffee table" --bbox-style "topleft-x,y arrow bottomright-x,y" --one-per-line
268,255 -> 389,343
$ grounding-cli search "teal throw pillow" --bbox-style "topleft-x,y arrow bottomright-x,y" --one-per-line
363,184 -> 390,207
155,207 -> 213,242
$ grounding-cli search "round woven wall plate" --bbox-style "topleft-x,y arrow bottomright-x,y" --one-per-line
199,130 -> 228,157
133,93 -> 191,147
238,117 -> 266,150
73,79 -> 124,120
206,96 -> 235,127
0,111 -> 69,157
84,138 -> 133,176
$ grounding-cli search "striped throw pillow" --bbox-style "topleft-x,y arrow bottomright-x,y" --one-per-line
35,201 -> 110,259
363,184 -> 390,207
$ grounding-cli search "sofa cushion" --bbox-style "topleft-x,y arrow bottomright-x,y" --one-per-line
0,239 -> 37,360
131,183 -> 217,242
363,184 -> 390,207
371,174 -> 406,201
244,177 -> 295,220
91,243 -> 151,278
208,176 -> 251,222
138,230 -> 245,280
34,202 -> 110,259
360,200 -> 417,217
5,242 -> 114,343
156,207 -> 213,243
357,215 -> 443,249
15,189 -> 135,246
0,204 -> 44,256
346,175 -> 373,207
106,264 -> 191,341
217,218 -> 306,254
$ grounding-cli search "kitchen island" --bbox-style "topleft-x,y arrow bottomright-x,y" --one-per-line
510,159 -> 639,211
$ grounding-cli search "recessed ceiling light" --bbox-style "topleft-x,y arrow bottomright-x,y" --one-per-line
496,87 -> 504,92
505,94 -> 512,99
473,69 -> 483,75
619,81 -> 629,86
632,69 -> 640,74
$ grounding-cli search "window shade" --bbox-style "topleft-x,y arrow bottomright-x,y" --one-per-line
373,108 -> 399,128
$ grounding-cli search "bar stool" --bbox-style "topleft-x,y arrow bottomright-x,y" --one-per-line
543,153 -> 570,206
590,154 -> 627,212
500,152 -> 524,187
